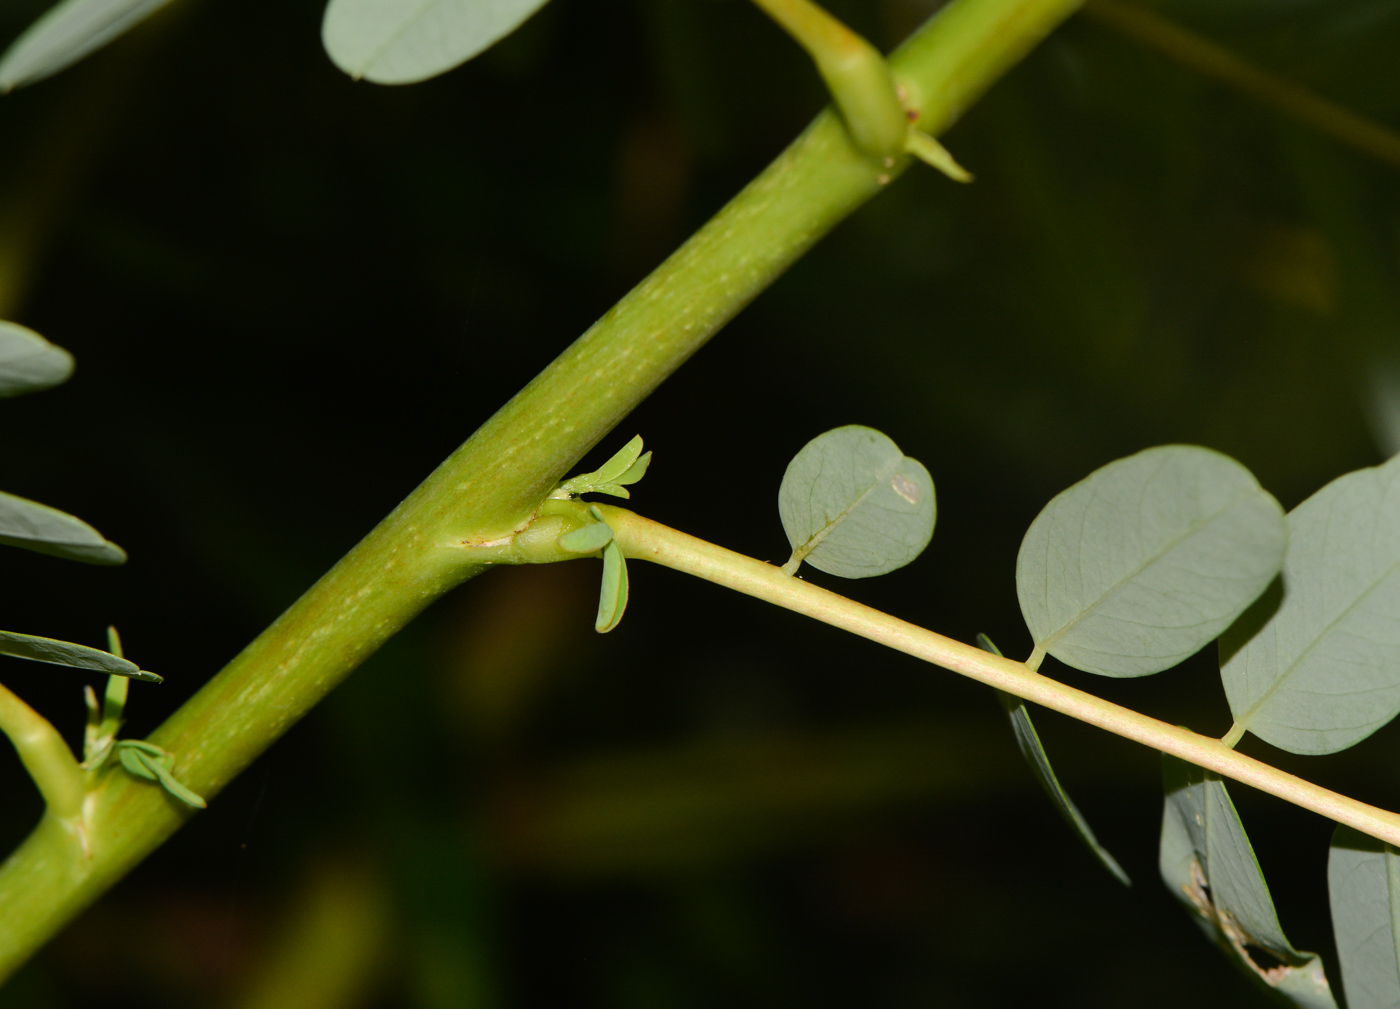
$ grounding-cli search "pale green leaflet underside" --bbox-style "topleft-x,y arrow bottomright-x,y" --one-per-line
1017,445 -> 1287,677
0,629 -> 160,682
0,490 -> 127,565
1160,755 -> 1335,1009
1220,452 -> 1400,754
0,0 -> 175,92
1329,826 -> 1400,1009
976,635 -> 1129,885
0,322 -> 72,397
322,0 -> 554,85
778,425 -> 935,579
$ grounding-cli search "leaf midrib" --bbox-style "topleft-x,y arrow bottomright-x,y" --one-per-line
1232,551 -> 1400,737
790,455 -> 901,568
1039,488 -> 1263,652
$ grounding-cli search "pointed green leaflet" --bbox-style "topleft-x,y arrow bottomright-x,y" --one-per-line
0,629 -> 159,681
1159,755 -> 1335,1008
1017,445 -> 1286,677
977,634 -> 1129,886
1329,825 -> 1400,1009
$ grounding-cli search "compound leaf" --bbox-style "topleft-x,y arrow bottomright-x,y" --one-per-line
778,425 -> 934,579
977,634 -> 1129,885
0,0 -> 173,91
1160,755 -> 1336,1008
1220,452 -> 1400,754
0,489 -> 126,565
0,322 -> 72,396
1017,445 -> 1286,677
0,629 -> 160,682
322,0 -> 553,85
1329,825 -> 1400,1009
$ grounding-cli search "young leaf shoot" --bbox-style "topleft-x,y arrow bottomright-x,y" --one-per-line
1329,825 -> 1400,1009
778,425 -> 935,578
0,322 -> 72,396
977,634 -> 1129,885
1220,452 -> 1400,754
322,0 -> 554,85
1017,445 -> 1286,676
553,435 -> 651,500
116,741 -> 205,808
1160,755 -> 1336,1008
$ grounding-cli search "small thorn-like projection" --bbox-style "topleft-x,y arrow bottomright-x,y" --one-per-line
904,130 -> 973,183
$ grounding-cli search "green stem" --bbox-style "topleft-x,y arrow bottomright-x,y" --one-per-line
750,0 -> 909,160
595,505 -> 1400,848
0,0 -> 1083,981
1084,0 -> 1400,170
0,682 -> 85,827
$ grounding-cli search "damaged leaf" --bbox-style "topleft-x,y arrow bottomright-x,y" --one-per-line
1160,754 -> 1335,1009
778,425 -> 935,578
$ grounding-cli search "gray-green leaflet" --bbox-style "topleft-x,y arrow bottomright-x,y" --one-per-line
1220,451 -> 1400,754
322,0 -> 555,85
0,322 -> 72,396
0,629 -> 159,682
1329,825 -> 1400,1009
1017,445 -> 1286,677
1160,755 -> 1335,1009
976,634 -> 1129,886
778,425 -> 935,579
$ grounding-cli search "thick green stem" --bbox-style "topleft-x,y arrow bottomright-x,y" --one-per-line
0,0 -> 1082,980
597,505 -> 1400,847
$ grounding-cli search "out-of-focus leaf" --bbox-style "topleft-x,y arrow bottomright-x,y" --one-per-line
1160,755 -> 1336,1009
1017,445 -> 1286,677
0,629 -> 160,682
778,425 -> 935,578
321,0 -> 553,85
1220,452 -> 1400,754
0,0 -> 174,92
0,489 -> 126,564
976,633 -> 1129,885
0,321 -> 73,396
1329,825 -> 1400,1009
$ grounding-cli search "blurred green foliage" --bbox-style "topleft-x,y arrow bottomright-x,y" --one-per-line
1,0 -> 1399,1005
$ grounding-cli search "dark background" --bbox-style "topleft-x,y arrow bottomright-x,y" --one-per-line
0,0 -> 1398,1005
